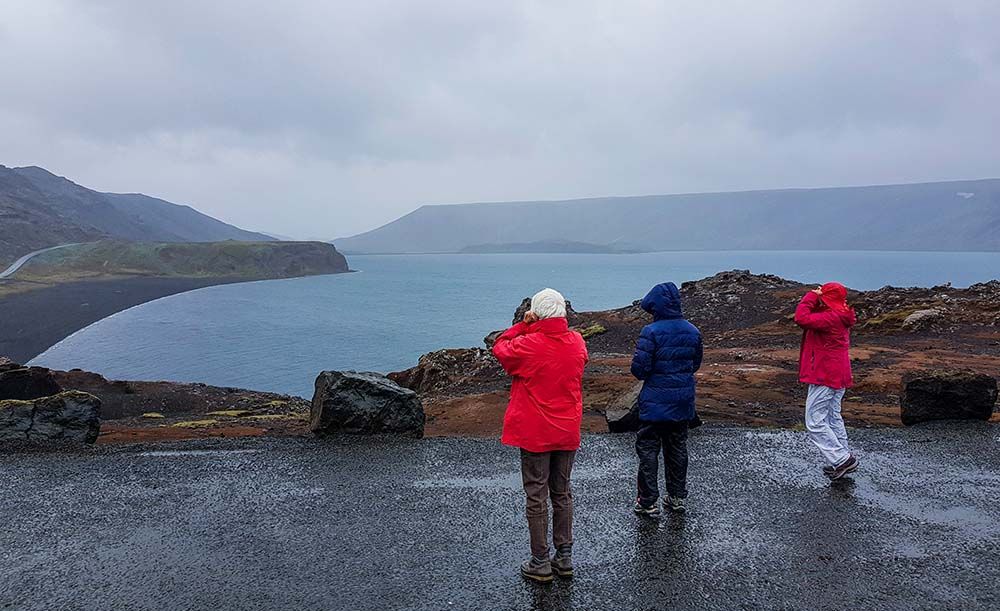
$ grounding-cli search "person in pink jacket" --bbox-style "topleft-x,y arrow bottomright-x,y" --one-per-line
794,282 -> 859,480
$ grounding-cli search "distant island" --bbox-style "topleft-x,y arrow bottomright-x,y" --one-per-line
334,178 -> 1000,254
459,240 -> 636,254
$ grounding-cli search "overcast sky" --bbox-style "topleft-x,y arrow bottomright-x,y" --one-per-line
1,1 -> 998,238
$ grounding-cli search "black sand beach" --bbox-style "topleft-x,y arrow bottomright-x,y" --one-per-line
0,277 -> 252,362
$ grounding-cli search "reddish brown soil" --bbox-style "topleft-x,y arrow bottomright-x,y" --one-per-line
98,425 -> 270,444
398,271 -> 1000,436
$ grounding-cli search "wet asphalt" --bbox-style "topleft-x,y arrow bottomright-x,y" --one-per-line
2,424 -> 999,611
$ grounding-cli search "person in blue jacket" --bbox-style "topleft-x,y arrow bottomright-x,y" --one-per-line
630,282 -> 703,516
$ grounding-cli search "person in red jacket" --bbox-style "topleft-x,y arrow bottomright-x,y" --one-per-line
794,282 -> 859,480
492,288 -> 588,583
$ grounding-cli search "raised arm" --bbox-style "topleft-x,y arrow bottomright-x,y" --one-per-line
492,322 -> 539,378
794,291 -> 839,332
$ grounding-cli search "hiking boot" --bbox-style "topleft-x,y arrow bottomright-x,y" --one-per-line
822,465 -> 836,477
827,454 -> 859,480
633,499 -> 661,517
551,545 -> 573,578
520,557 -> 553,583
665,496 -> 687,513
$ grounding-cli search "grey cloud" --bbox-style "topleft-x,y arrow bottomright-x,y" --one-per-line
0,0 -> 998,237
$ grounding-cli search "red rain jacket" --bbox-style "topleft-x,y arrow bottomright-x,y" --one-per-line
492,317 -> 588,453
794,291 -> 857,389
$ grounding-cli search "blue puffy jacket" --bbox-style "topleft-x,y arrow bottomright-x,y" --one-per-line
630,282 -> 703,422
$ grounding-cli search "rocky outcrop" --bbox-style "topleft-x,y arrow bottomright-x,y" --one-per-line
900,370 -> 997,425
605,381 -> 642,433
0,364 -> 63,400
311,371 -> 424,438
0,391 -> 102,443
680,270 -> 806,331
901,308 -> 945,330
389,348 -> 505,396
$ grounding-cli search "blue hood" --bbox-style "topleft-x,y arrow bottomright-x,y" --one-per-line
641,282 -> 683,320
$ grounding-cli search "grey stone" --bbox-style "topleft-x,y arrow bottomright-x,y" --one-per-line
900,370 -> 997,425
311,371 -> 424,438
0,391 -> 101,444
606,381 -> 642,433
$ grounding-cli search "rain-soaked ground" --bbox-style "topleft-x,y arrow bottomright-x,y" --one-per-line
2,424 -> 999,611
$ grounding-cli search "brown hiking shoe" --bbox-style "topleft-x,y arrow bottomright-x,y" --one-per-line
520,557 -> 553,583
828,454 -> 859,480
551,545 -> 573,578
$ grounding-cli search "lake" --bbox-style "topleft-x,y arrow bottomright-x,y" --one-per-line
31,251 -> 1000,397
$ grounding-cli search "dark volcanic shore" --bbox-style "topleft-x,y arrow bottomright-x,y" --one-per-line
0,276 -> 267,362
3,270 -> 997,444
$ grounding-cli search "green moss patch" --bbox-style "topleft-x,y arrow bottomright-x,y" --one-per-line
171,419 -> 219,428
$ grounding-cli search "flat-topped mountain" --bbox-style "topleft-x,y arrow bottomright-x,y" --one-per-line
0,165 -> 272,265
335,179 -> 1000,254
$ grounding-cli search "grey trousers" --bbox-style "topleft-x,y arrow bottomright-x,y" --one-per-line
520,449 -> 576,560
805,384 -> 850,466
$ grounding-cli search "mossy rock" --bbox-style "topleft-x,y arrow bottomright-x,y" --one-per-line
171,419 -> 219,428
206,410 -> 253,418
254,400 -> 290,410
862,308 -> 922,328
245,412 -> 308,422
577,323 -> 608,340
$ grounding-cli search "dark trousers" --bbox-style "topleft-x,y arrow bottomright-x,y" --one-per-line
636,420 -> 689,506
520,449 -> 576,560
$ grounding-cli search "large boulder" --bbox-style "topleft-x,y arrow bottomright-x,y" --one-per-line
311,371 -> 424,438
606,381 -> 642,433
900,370 -> 997,426
0,365 -> 62,401
0,391 -> 102,444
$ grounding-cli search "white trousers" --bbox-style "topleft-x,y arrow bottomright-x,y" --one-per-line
805,384 -> 850,467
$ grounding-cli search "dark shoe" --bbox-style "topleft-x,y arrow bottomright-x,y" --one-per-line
827,454 -> 859,480
665,496 -> 687,513
551,545 -> 573,578
633,499 -> 661,517
520,557 -> 553,583
822,465 -> 835,477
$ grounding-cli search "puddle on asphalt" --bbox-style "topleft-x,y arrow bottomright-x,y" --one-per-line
137,449 -> 262,457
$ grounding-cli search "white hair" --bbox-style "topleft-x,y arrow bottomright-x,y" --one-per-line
531,288 -> 567,320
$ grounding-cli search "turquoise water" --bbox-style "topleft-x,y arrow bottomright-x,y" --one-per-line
31,251 -> 1000,397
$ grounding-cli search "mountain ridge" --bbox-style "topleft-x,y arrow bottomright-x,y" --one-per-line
0,165 -> 273,265
335,178 -> 1000,254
